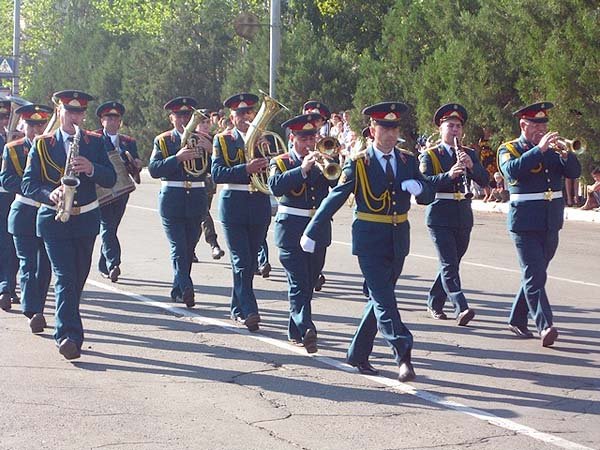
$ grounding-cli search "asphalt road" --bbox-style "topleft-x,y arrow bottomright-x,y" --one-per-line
1,172 -> 598,450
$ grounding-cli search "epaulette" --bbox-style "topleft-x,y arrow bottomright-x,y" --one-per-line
351,149 -> 368,161
120,134 -> 136,142
397,147 -> 414,156
85,130 -> 102,138
36,132 -> 55,140
500,139 -> 518,148
6,137 -> 26,148
93,128 -> 103,134
157,130 -> 172,139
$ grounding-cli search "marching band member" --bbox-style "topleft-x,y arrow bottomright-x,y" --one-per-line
95,101 -> 142,282
498,102 -> 581,346
0,104 -> 52,329
22,90 -> 116,359
302,101 -> 332,291
268,113 -> 339,353
193,109 -> 225,262
419,104 -> 489,325
301,102 -> 434,382
0,99 -> 19,311
211,93 -> 271,332
148,96 -> 208,308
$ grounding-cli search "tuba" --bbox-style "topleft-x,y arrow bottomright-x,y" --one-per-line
315,136 -> 342,180
245,94 -> 289,193
180,108 -> 211,177
55,126 -> 81,222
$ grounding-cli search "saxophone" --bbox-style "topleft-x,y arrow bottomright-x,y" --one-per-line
245,94 -> 289,193
55,126 -> 81,222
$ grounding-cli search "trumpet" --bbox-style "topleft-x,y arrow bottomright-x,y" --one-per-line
454,136 -> 473,199
315,137 -> 342,180
550,137 -> 586,155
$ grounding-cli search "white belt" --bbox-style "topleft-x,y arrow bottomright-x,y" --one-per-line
222,183 -> 255,192
0,187 -> 7,193
277,205 -> 316,217
15,194 -> 41,208
43,200 -> 99,215
161,180 -> 206,188
435,192 -> 469,201
510,191 -> 563,202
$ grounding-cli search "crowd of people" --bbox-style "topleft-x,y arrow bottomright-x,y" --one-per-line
0,90 -> 585,383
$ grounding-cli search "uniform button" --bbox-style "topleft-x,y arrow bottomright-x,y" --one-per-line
311,196 -> 315,200
73,200 -> 78,205
311,187 -> 315,191
546,179 -> 550,183
393,211 -> 397,215
392,201 -> 396,206
186,191 -> 190,194
545,169 -> 549,173
392,191 -> 396,195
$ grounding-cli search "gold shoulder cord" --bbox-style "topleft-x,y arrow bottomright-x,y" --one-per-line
355,158 -> 390,213
7,146 -> 23,177
38,138 -> 63,184
426,149 -> 443,175
218,135 -> 244,167
275,157 -> 305,196
158,136 -> 169,159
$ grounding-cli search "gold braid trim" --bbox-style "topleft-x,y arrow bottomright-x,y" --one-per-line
217,135 -> 244,167
158,137 -> 169,159
275,156 -> 305,196
355,158 -> 390,213
7,146 -> 23,177
38,138 -> 63,184
426,149 -> 443,175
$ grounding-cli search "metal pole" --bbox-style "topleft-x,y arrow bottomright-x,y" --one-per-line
12,0 -> 20,94
269,0 -> 280,97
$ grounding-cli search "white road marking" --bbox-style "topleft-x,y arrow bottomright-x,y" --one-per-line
86,279 -> 595,450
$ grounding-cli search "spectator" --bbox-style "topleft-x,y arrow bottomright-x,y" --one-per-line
580,167 -> 600,210
491,172 -> 509,202
564,177 -> 582,207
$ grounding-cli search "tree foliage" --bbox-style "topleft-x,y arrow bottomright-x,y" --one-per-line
0,0 -> 596,170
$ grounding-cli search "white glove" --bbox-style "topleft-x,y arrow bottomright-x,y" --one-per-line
300,234 -> 316,254
401,179 -> 423,196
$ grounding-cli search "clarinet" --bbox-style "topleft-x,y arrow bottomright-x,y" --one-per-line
454,136 -> 473,199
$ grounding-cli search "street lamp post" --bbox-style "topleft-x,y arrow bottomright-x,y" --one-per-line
269,0 -> 280,98
12,0 -> 20,94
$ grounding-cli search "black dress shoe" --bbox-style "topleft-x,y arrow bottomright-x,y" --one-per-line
182,287 -> 195,308
398,352 -> 416,382
29,313 -> 46,334
427,307 -> 447,320
350,361 -> 379,376
302,329 -> 318,354
541,326 -> 558,347
314,274 -> 326,292
58,338 -> 81,360
457,308 -> 475,326
211,246 -> 225,260
508,324 -> 534,338
0,292 -> 11,311
109,266 -> 120,283
244,313 -> 261,331
258,263 -> 271,278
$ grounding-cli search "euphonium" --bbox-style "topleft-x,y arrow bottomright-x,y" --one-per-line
55,126 -> 81,222
245,94 -> 288,193
315,136 -> 342,180
550,137 -> 586,155
180,108 -> 211,177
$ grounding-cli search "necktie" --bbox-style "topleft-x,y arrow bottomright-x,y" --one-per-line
383,154 -> 394,183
